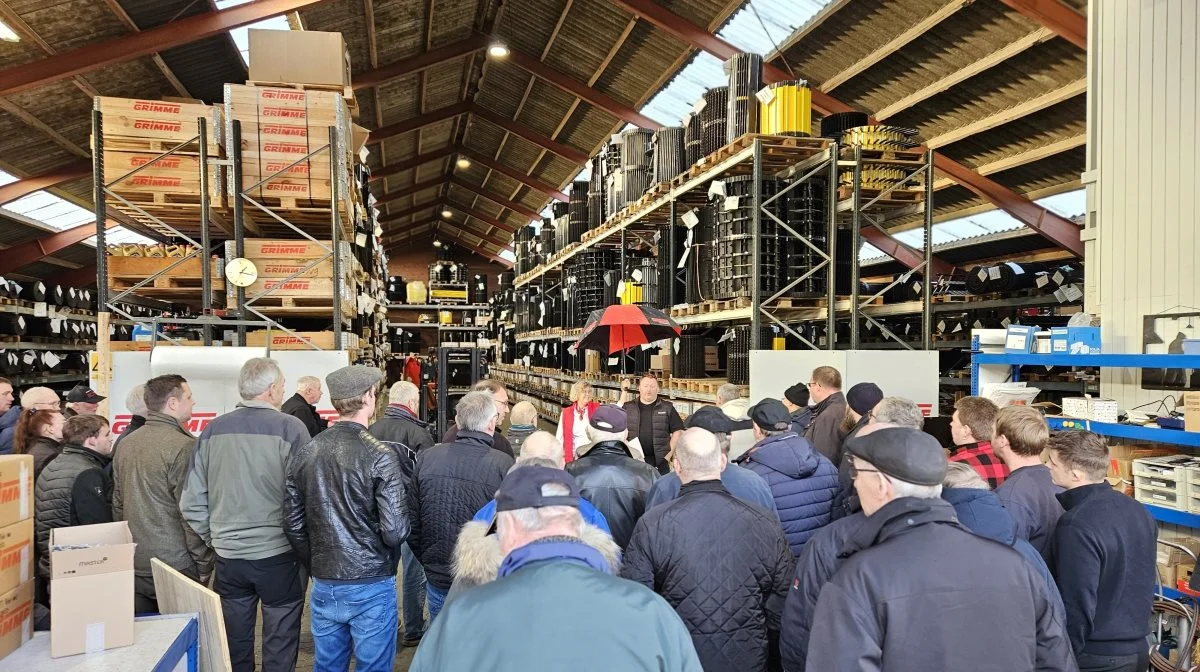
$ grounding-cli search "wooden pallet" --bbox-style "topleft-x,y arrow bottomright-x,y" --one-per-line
837,185 -> 925,204
670,377 -> 727,395
932,294 -> 972,304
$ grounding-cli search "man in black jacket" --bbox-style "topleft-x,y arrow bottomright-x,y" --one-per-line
802,366 -> 846,464
367,379 -> 434,646
281,376 -> 328,438
285,365 -> 408,672
442,380 -> 515,458
1048,430 -> 1155,672
805,427 -> 1075,671
565,404 -> 658,549
408,391 -> 513,621
623,427 -> 793,672
622,375 -> 684,474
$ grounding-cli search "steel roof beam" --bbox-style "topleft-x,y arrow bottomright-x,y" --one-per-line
458,149 -> 569,201
0,220 -> 118,274
996,0 -> 1087,49
0,161 -> 91,207
505,49 -> 662,131
353,36 -> 487,90
0,0 -> 331,97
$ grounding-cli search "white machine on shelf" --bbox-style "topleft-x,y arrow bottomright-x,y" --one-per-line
748,350 -> 939,417
97,347 -> 352,436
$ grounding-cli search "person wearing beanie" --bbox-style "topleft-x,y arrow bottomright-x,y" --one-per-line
564,405 -> 659,549
803,427 -> 1074,672
782,383 -> 813,435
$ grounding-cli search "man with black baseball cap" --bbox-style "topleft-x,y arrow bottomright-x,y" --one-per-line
739,398 -> 837,557
411,466 -> 701,671
62,384 -> 104,418
804,427 -> 1074,671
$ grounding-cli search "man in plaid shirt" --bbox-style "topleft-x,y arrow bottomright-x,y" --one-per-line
948,396 -> 1009,488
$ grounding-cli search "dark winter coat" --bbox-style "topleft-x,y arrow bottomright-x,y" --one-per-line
622,480 -> 794,672
803,392 -> 846,464
624,397 -> 684,473
805,497 -> 1076,672
740,432 -> 838,556
368,404 -> 435,480
565,440 -> 658,549
0,406 -> 18,455
1052,482 -> 1156,657
443,423 -> 514,459
281,393 -> 328,438
111,414 -> 145,454
28,436 -> 62,482
407,429 -> 513,589
35,445 -> 113,579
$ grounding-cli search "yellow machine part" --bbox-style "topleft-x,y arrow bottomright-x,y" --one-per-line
620,283 -> 644,305
759,82 -> 812,137
438,310 -> 454,324
772,336 -> 786,350
430,288 -> 468,300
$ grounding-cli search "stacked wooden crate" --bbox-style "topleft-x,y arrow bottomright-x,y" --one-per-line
225,239 -> 360,320
106,243 -> 223,308
223,84 -> 358,239
94,97 -> 226,238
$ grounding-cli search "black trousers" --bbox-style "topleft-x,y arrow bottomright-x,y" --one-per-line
213,552 -> 304,672
1076,650 -> 1149,672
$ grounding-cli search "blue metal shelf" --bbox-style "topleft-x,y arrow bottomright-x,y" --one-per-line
1161,586 -> 1188,600
1145,504 -> 1200,528
1048,417 -> 1200,449
974,353 -> 1200,368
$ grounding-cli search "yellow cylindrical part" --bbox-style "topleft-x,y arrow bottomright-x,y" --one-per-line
772,336 -> 786,350
438,310 -> 453,325
620,283 -> 644,305
759,81 -> 812,137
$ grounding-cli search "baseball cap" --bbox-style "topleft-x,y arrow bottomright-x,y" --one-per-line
749,398 -> 791,431
844,426 -> 947,486
65,385 -> 105,404
495,466 -> 581,512
589,404 -> 628,433
686,405 -> 750,434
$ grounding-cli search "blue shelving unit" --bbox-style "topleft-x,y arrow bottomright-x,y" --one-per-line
1145,504 -> 1200,528
1047,417 -> 1200,448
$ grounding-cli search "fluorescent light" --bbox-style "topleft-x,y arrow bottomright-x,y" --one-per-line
0,20 -> 20,42
487,43 -> 510,59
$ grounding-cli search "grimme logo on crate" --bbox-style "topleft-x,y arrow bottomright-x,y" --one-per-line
133,119 -> 183,132
262,124 -> 307,138
260,245 -> 310,255
132,101 -> 181,114
0,602 -> 30,634
130,156 -> 182,169
265,183 -> 308,194
263,280 -> 310,291
114,412 -> 217,435
261,90 -> 307,102
130,176 -> 182,188
0,541 -> 27,571
262,107 -> 307,119
264,161 -> 308,175
262,142 -> 308,155
262,264 -> 304,275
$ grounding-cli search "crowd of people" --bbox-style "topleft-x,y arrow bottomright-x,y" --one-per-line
0,361 -> 1160,671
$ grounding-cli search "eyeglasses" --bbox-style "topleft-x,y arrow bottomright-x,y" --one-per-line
806,382 -> 817,388
848,463 -> 881,479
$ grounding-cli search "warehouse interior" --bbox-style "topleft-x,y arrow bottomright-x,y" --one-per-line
0,0 -> 1197,667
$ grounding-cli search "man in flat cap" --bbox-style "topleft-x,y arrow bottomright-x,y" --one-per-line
285,365 -> 409,672
804,426 -> 1075,672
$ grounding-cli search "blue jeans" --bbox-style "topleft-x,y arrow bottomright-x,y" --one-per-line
309,577 -> 397,672
426,583 -> 448,621
400,543 -> 427,638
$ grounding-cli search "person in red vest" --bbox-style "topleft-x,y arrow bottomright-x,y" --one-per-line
556,381 -> 599,463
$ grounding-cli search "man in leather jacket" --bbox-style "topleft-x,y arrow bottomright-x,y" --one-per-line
285,365 -> 408,672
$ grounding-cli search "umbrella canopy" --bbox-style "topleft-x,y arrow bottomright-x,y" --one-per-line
577,304 -> 681,355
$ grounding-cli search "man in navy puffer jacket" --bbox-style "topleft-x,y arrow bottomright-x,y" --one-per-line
738,399 -> 837,558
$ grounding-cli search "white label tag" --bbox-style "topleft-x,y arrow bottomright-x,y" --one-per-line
523,355 -> 531,367
631,268 -> 643,282
1053,271 -> 1065,285
1064,285 -> 1083,301
1053,288 -> 1068,303
42,352 -> 61,369
1001,317 -> 1012,328
1036,275 -> 1050,288
604,274 -> 612,287
755,85 -> 776,105
355,232 -> 368,247
692,97 -> 706,116
617,281 -> 626,296
952,322 -> 964,333
673,339 -> 681,354
567,344 -> 578,355
718,328 -> 736,343
681,210 -> 700,228
973,320 -> 984,329
723,196 -> 741,211
987,266 -> 1001,280
976,269 -> 988,282
937,320 -> 946,332
33,303 -> 46,318
677,246 -> 691,269
86,622 -> 106,654
708,180 -> 726,198
608,356 -> 619,365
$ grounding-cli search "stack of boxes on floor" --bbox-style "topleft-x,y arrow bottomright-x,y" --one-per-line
0,455 -> 33,660
94,29 -> 389,361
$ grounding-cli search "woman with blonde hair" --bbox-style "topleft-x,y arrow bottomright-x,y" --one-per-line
555,380 -> 598,463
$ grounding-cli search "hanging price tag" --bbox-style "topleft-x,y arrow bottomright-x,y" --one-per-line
1036,274 -> 1051,288
987,266 -> 1002,281
567,344 -> 578,355
616,281 -> 626,296
755,85 -> 776,106
1064,285 -> 1083,302
681,209 -> 700,228
1001,317 -> 1012,328
355,232 -> 368,247
33,303 -> 47,318
608,356 -> 619,366
952,322 -> 964,333
718,328 -> 736,343
976,268 -> 988,282
523,355 -> 531,367
708,180 -> 726,199
631,268 -> 643,282
937,320 -> 946,333
723,196 -> 740,211
673,339 -> 681,354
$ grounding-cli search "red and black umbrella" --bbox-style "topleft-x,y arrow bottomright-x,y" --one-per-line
576,304 -> 681,355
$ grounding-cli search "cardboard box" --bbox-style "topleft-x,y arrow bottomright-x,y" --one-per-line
245,330 -> 360,350
1108,444 -> 1175,491
0,456 -> 33,530
0,520 -> 33,597
49,522 -> 136,657
704,346 -> 719,371
0,581 -> 32,661
1184,392 -> 1200,433
1051,326 -> 1101,354
1004,325 -> 1038,353
248,29 -> 351,88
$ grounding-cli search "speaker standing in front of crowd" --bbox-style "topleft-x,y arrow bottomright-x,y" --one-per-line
180,357 -> 311,672
113,375 -> 213,614
286,365 -> 407,672
622,375 -> 684,474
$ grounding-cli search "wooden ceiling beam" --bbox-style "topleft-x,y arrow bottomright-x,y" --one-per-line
470,106 -> 588,164
376,177 -> 445,206
371,147 -> 456,182
369,101 -> 471,144
437,219 -> 510,248
459,149 -> 569,201
353,37 -> 488,90
0,160 -> 92,206
378,201 -> 441,225
874,27 -> 1055,120
449,178 -> 542,220
431,225 -> 514,265
924,79 -> 1086,149
0,0 -> 331,97
504,49 -> 662,130
610,0 -> 1083,259
820,0 -> 971,91
443,203 -> 517,233
932,134 -> 1085,189
996,0 -> 1086,49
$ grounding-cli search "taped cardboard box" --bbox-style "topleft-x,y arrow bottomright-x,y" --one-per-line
1108,444 -> 1175,493
49,522 -> 135,658
0,581 -> 32,661
0,519 -> 33,597
248,29 -> 352,88
0,456 -> 33,530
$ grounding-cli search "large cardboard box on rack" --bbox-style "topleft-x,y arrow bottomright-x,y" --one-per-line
0,581 -> 32,661
49,522 -> 136,658
0,519 -> 33,597
0,456 -> 33,530
248,29 -> 352,88
1159,535 -> 1200,585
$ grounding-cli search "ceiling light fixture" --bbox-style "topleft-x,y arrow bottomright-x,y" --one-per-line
441,209 -> 453,219
487,42 -> 510,59
433,239 -> 443,248
455,157 -> 471,169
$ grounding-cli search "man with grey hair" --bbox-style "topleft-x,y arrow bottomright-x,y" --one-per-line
408,391 -> 513,621
0,386 -> 59,456
281,375 -> 328,438
443,379 -> 514,457
368,378 -> 435,646
623,428 -> 793,671
412,466 -> 701,671
715,383 -> 755,459
112,383 -> 148,452
803,426 -> 1074,671
181,357 -> 311,672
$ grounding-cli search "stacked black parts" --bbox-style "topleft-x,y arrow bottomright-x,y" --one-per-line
652,127 -> 686,185
701,87 -> 729,158
727,53 -> 763,143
